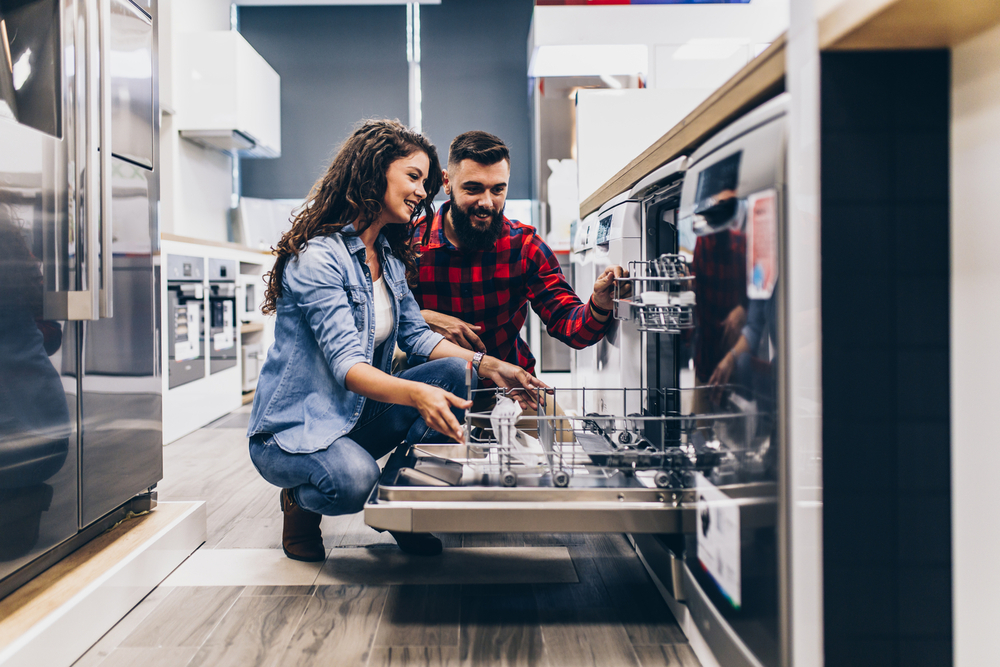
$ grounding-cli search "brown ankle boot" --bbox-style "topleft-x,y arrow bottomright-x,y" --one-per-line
280,488 -> 325,562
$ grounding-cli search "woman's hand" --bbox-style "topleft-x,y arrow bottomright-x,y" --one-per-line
479,356 -> 551,411
410,384 -> 471,443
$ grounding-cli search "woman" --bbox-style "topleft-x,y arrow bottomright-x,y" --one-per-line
248,120 -> 544,561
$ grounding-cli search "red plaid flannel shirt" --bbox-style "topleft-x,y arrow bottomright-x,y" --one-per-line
411,202 -> 610,376
692,230 -> 748,380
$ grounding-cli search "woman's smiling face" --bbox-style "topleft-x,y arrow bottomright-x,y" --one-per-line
381,151 -> 430,226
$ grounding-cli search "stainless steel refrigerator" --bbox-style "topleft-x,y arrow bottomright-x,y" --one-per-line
0,0 -> 160,590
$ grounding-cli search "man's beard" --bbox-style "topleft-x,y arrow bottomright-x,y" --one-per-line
449,196 -> 505,252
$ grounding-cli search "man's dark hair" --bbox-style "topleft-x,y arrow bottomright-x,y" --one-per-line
448,131 -> 509,169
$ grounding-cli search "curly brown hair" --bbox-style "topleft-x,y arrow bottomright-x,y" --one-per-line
262,119 -> 442,315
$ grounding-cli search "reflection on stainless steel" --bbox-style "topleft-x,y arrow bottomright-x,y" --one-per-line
0,5 -> 79,579
672,95 -> 787,667
0,208 -> 73,562
0,0 -> 60,138
109,0 -> 153,168
0,0 -> 161,590
81,155 -> 160,525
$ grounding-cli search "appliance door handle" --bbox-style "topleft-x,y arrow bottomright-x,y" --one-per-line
63,0 -> 101,320
98,0 -> 113,318
43,0 -> 101,320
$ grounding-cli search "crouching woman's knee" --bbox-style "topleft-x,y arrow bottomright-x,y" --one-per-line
435,355 -> 475,395
313,452 -> 381,515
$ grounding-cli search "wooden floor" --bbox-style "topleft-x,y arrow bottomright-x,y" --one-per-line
73,406 -> 700,667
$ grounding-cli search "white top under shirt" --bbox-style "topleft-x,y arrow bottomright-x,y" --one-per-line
372,276 -> 394,348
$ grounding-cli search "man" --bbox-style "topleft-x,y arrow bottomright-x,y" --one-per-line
411,130 -> 627,388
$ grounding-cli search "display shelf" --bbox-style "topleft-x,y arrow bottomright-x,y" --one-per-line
240,322 -> 264,334
820,0 -> 1000,50
580,34 -> 786,218
581,0 -> 1000,220
161,233 -> 273,256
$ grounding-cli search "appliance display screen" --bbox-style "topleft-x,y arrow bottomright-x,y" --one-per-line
596,215 -> 613,245
695,151 -> 742,203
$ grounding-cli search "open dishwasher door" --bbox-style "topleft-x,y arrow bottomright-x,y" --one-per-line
364,386 -> 774,539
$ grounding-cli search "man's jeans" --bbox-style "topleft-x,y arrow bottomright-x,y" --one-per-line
249,357 -> 471,515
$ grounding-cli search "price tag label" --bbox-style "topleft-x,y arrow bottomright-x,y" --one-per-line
696,473 -> 742,609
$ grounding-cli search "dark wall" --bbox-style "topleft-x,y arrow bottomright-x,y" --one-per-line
239,0 -> 536,201
420,0 -> 535,199
821,50 -> 952,667
239,6 -> 409,200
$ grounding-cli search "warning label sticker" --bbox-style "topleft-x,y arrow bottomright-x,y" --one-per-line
746,189 -> 778,300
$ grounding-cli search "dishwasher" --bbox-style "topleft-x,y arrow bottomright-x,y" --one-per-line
364,156 -> 695,536
365,94 -> 789,667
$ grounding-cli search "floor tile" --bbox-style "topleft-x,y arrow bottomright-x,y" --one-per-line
329,512 -> 399,548
523,533 -> 587,547
462,533 -> 526,548
72,586 -> 176,667
276,585 -> 388,667
539,607 -> 639,667
368,646 -> 461,666
121,586 -> 243,648
94,647 -> 198,667
374,585 -> 461,647
460,586 -> 547,666
534,549 -> 613,610
315,547 -> 577,586
161,549 -> 325,587
242,585 -> 316,597
214,516 -> 284,550
187,595 -> 310,667
633,644 -> 702,666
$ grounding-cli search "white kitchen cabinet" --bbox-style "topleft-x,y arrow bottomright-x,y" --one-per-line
176,31 -> 281,158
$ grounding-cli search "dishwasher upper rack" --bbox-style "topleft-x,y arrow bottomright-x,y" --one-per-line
409,386 -> 769,491
613,256 -> 696,334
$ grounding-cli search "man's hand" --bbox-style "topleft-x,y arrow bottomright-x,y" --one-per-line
479,356 -> 551,411
422,310 -> 486,352
591,266 -> 631,315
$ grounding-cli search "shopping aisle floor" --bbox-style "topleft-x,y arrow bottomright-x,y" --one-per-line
73,405 -> 700,667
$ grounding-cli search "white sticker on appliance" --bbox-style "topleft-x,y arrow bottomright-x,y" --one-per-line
746,188 -> 778,300
213,331 -> 233,352
696,472 -> 742,609
175,303 -> 200,362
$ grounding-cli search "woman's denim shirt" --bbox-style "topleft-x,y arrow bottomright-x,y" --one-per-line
247,228 -> 444,454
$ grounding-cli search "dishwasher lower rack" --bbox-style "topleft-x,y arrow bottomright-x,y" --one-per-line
364,387 -> 773,534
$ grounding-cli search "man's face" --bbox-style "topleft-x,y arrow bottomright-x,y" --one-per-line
444,158 -> 509,251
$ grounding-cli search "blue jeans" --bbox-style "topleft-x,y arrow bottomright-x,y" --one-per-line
249,357 -> 471,516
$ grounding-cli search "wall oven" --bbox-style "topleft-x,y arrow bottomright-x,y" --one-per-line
166,255 -> 205,389
208,258 -> 237,374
